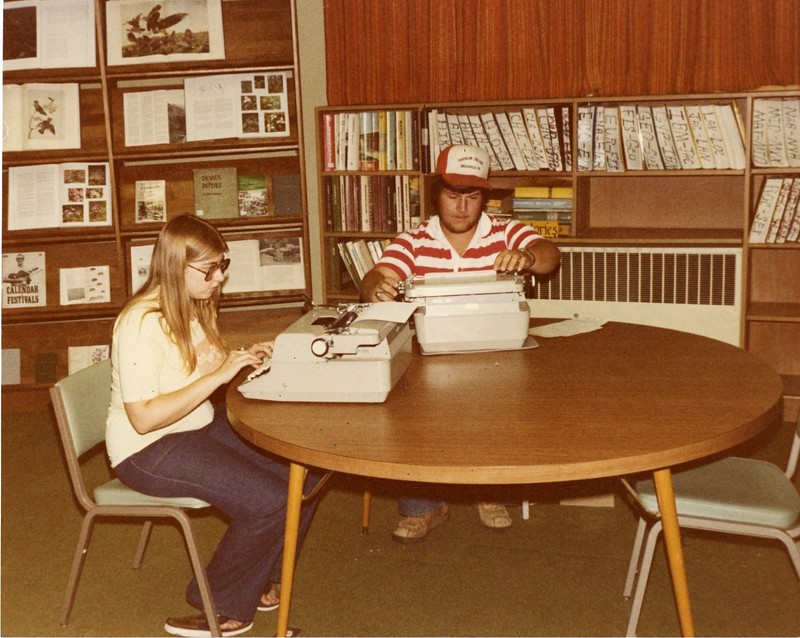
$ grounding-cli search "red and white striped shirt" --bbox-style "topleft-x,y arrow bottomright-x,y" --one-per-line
376,213 -> 543,279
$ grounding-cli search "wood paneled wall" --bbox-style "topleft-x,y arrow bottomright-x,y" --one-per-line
323,0 -> 799,105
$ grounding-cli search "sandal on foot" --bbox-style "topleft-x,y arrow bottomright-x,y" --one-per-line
164,613 -> 253,637
258,583 -> 280,612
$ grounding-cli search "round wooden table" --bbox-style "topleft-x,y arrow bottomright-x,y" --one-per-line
227,322 -> 783,637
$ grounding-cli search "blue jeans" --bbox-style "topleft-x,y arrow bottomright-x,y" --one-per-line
114,404 -> 321,622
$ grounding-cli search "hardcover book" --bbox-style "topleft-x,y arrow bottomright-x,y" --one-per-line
193,167 -> 238,219
135,180 -> 167,223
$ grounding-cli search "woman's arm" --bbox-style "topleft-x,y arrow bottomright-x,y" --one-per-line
124,347 -> 264,434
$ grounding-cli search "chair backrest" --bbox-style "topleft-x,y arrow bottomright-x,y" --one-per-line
50,358 -> 113,510
785,410 -> 800,480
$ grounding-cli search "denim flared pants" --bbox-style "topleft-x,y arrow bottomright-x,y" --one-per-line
114,404 -> 322,621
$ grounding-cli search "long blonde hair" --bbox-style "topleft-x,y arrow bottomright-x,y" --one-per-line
122,214 -> 228,372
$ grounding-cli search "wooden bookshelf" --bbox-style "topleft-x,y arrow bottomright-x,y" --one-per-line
2,0 -> 311,393
315,91 -> 800,416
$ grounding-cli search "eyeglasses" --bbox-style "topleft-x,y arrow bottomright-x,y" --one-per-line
187,257 -> 231,281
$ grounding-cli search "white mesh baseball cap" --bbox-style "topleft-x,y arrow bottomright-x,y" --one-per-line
435,144 -> 491,190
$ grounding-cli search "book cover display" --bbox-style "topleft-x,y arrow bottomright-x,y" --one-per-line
2,251 -> 46,308
192,167 -> 238,218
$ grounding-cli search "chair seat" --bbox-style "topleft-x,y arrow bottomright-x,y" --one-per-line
635,456 -> 800,529
94,479 -> 210,509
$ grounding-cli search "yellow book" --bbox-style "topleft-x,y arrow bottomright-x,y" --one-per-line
514,186 -> 550,198
550,186 -> 574,199
517,219 -> 570,238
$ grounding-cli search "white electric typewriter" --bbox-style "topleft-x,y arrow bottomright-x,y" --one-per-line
238,302 -> 416,403
402,271 -> 534,354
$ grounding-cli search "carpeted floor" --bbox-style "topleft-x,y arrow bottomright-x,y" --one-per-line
2,403 -> 799,637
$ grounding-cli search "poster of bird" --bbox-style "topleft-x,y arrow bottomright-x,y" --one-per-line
106,0 -> 224,65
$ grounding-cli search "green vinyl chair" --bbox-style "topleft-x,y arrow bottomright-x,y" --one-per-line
52,358 -> 221,637
620,412 -> 800,637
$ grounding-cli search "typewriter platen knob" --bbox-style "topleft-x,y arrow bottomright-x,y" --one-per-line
310,337 -> 330,358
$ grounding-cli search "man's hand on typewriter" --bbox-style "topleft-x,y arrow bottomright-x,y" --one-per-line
361,266 -> 402,303
494,248 -> 536,273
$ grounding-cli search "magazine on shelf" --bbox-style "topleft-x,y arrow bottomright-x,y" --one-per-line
2,251 -> 46,308
105,0 -> 224,66
2,83 -> 81,151
7,162 -> 113,231
130,243 -> 155,293
135,180 -> 167,222
223,237 -> 305,294
68,345 -> 110,375
3,0 -> 96,71
59,265 -> 111,305
123,89 -> 186,146
184,71 -> 290,142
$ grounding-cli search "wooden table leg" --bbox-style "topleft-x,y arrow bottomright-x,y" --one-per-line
653,468 -> 695,637
276,462 -> 305,638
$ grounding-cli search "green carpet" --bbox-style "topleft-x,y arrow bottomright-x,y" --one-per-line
2,405 -> 799,637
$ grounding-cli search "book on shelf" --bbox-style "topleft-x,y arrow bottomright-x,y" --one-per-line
123,89 -> 186,146
2,251 -> 46,308
35,352 -> 57,383
636,106 -> 664,170
135,180 -> 167,223
68,345 -> 109,375
521,108 -> 551,170
513,185 -> 573,198
561,106 -> 572,171
714,102 -> 746,169
619,104 -> 643,170
787,182 -> 800,242
776,178 -> 800,243
237,174 -> 272,217
377,110 -> 387,170
105,0 -> 225,67
494,112 -> 527,170
699,104 -> 730,169
454,113 -> 476,149
2,83 -> 80,152
748,177 -> 785,243
7,162 -> 112,231
3,0 -> 95,71
591,105 -> 606,171
446,113 -> 464,145
192,167 -> 238,219
576,105 -> 594,172
512,197 -> 572,211
514,210 -> 572,222
650,105 -> 681,170
130,243 -> 155,293
480,112 -> 514,170
536,107 -> 565,172
385,110 -> 397,170
467,113 -> 502,171
336,239 -> 388,286
666,105 -> 702,170
184,71 -> 290,142
359,111 -> 379,170
751,98 -> 770,168
322,112 -> 337,171
515,219 -> 570,238
765,178 -> 794,243
684,104 -> 717,169
59,265 -> 111,305
603,106 -> 624,172
273,174 -> 302,216
782,98 -> 800,168
223,237 -> 305,293
2,349 -> 21,386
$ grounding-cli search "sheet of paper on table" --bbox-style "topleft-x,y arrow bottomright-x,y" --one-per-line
529,317 -> 607,338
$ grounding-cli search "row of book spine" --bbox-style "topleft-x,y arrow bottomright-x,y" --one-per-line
321,110 -> 420,172
336,239 -> 389,286
577,102 -> 746,172
427,107 -> 573,174
748,177 -> 800,244
324,174 -> 420,234
752,98 -> 800,168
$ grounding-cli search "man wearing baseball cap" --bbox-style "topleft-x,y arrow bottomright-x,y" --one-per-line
360,144 -> 561,542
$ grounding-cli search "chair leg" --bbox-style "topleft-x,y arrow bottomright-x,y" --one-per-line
60,511 -> 98,627
623,517 -> 648,598
132,520 -> 154,569
172,511 -> 220,637
362,490 -> 372,535
626,520 -> 662,638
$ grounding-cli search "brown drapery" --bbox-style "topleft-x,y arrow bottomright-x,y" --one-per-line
323,0 -> 799,105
